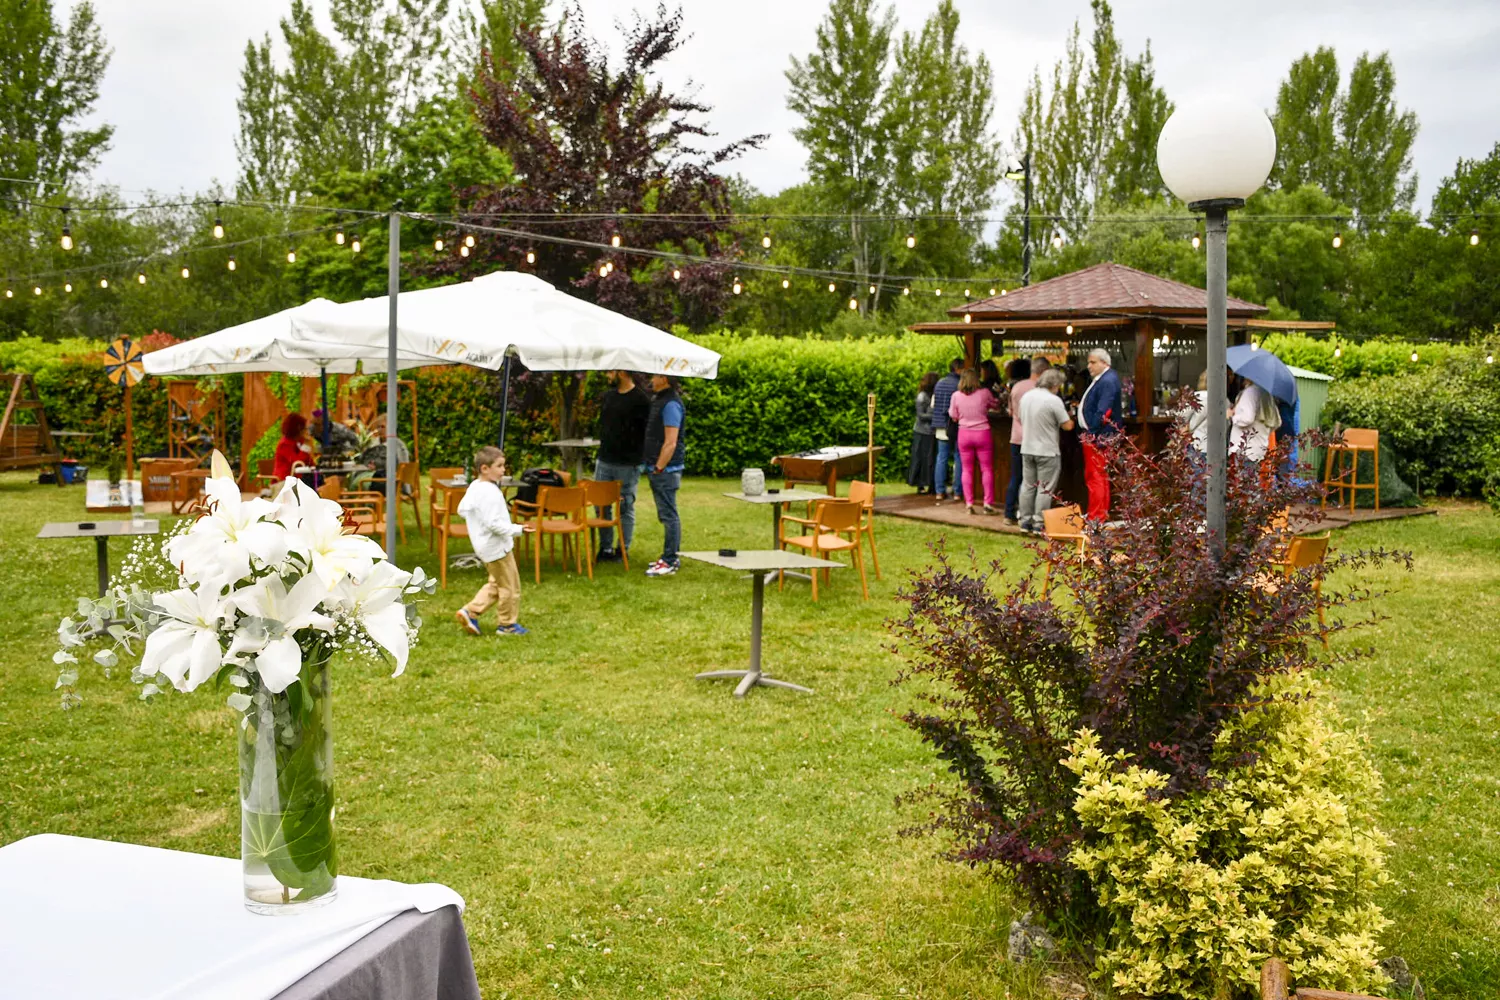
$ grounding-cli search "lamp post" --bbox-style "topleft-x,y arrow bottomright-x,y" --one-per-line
1156,97 -> 1276,556
1005,152 -> 1033,286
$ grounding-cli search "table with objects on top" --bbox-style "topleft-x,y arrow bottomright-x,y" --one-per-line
38,519 -> 159,597
540,438 -> 601,484
771,446 -> 883,495
722,487 -> 830,581
681,549 -> 840,698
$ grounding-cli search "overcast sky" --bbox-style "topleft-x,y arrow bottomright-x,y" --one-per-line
85,0 -> 1500,212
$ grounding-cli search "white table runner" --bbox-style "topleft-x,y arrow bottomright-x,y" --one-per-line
0,834 -> 464,1000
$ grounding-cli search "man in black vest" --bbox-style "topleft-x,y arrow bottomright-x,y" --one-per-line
593,370 -> 651,563
643,374 -> 686,577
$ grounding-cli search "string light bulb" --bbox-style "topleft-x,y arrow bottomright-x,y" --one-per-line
990,287 -> 997,296
465,234 -> 475,248
227,256 -> 237,271
906,232 -> 916,249
1333,345 -> 1342,358
848,297 -> 858,310
828,282 -> 836,293
599,263 -> 608,277
1332,231 -> 1342,249
902,286 -> 910,296
1051,231 -> 1063,250
3,289 -> 10,299
869,284 -> 876,295
610,233 -> 621,248
460,244 -> 470,257
213,202 -> 224,239
99,278 -> 108,289
434,238 -> 444,252
1410,350 -> 1419,362
1471,230 -> 1481,246
1065,323 -> 1074,335
526,249 -> 536,264
1487,354 -> 1494,364
1000,288 -> 1007,296
64,282 -> 72,293
934,288 -> 942,297
733,277 -> 743,295
605,261 -> 614,274
59,207 -> 73,250
33,285 -> 42,296
672,267 -> 682,281
137,272 -> 146,285
351,236 -> 361,252
180,264 -> 190,279
335,230 -> 345,246
963,313 -> 972,324
286,249 -> 296,264
761,232 -> 772,249
781,277 -> 790,289
964,288 -> 971,298
1191,234 -> 1201,249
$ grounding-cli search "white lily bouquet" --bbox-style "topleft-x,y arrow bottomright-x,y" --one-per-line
53,452 -> 435,913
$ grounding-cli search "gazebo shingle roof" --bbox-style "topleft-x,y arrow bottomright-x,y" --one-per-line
950,262 -> 1266,319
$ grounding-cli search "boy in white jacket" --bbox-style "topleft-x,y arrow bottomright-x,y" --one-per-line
455,446 -> 530,635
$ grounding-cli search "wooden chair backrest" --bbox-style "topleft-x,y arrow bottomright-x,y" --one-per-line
581,478 -> 620,506
428,467 -> 461,488
317,479 -> 342,501
847,480 -> 875,509
397,461 -> 420,489
1042,503 -> 1085,540
1337,428 -> 1378,450
1284,533 -> 1330,571
539,486 -> 585,517
813,498 -> 864,532
257,459 -> 276,477
444,487 -> 465,515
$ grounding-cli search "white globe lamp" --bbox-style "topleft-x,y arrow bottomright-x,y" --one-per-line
1156,96 -> 1277,556
1156,97 -> 1276,208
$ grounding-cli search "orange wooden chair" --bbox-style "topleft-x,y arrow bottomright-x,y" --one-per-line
779,498 -> 868,602
1276,532 -> 1330,648
580,478 -> 627,570
426,467 -> 462,548
254,459 -> 282,494
340,489 -> 387,540
317,477 -> 343,501
1322,428 -> 1379,513
529,485 -> 591,584
511,470 -> 572,524
845,479 -> 882,581
1039,504 -> 1087,595
434,487 -> 469,591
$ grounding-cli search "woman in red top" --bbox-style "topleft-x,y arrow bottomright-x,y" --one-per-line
947,368 -> 1000,515
272,413 -> 312,482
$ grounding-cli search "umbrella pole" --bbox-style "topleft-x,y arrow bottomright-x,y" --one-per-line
320,367 -> 330,453
498,353 -> 511,451
385,210 -> 400,562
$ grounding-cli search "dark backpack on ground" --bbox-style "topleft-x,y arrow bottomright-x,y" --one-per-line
514,467 -> 567,506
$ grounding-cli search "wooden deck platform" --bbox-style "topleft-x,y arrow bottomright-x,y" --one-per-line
871,491 -> 1436,535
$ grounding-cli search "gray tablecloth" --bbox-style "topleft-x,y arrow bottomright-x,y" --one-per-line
273,905 -> 480,1000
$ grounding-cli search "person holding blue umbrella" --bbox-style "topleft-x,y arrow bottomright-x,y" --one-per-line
1225,344 -> 1297,462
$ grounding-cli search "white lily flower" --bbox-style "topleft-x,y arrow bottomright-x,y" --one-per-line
166,475 -> 287,585
142,583 -> 226,693
338,560 -> 414,675
293,504 -> 387,589
229,573 -> 337,693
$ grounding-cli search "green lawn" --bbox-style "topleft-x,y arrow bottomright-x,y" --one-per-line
2,472 -> 1497,998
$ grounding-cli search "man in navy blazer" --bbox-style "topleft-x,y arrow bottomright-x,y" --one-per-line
1076,347 -> 1122,520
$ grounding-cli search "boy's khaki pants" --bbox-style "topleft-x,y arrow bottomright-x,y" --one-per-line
462,551 -> 521,626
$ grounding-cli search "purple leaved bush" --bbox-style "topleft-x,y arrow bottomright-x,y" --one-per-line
889,401 -> 1410,928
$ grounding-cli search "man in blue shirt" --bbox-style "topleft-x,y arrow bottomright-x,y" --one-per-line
929,358 -> 963,502
643,374 -> 686,577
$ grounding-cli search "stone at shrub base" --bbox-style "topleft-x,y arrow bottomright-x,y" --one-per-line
1378,956 -> 1425,1000
1007,911 -> 1056,962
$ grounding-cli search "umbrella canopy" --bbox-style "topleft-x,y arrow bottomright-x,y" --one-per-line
143,299 -> 434,376
1225,343 -> 1298,404
287,271 -> 721,378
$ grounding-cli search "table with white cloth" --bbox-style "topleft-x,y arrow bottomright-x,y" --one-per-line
0,834 -> 479,1000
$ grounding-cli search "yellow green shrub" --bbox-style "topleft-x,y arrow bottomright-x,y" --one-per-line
1063,677 -> 1392,999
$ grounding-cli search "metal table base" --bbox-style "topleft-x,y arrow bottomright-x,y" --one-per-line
694,570 -> 813,697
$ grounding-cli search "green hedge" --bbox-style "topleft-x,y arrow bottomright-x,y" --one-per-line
1256,332 -> 1464,378
1321,343 -> 1500,496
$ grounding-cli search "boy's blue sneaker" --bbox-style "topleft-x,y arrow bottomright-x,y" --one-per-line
496,623 -> 530,635
455,610 -> 482,636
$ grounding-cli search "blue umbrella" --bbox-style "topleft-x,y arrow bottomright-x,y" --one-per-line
1225,344 -> 1298,404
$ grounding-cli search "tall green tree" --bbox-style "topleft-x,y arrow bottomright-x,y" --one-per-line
235,0 -> 453,198
457,0 -> 550,85
885,0 -> 1001,291
1270,48 -> 1418,221
785,0 -> 896,308
1430,141 -> 1500,229
1011,2 -> 1165,239
0,0 -> 112,204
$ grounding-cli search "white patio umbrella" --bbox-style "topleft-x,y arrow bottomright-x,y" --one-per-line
144,299 -> 436,453
286,270 -> 722,378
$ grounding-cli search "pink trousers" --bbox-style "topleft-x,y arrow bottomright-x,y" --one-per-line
956,427 -> 995,507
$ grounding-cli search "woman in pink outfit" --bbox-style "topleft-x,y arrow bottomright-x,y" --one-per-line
948,368 -> 1000,515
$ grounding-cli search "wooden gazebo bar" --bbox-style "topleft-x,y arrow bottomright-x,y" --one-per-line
910,263 -> 1332,509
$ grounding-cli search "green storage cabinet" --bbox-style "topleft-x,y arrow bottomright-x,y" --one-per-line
1288,364 -> 1333,477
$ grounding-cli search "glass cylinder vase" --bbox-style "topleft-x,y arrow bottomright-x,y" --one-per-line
238,653 -> 338,914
